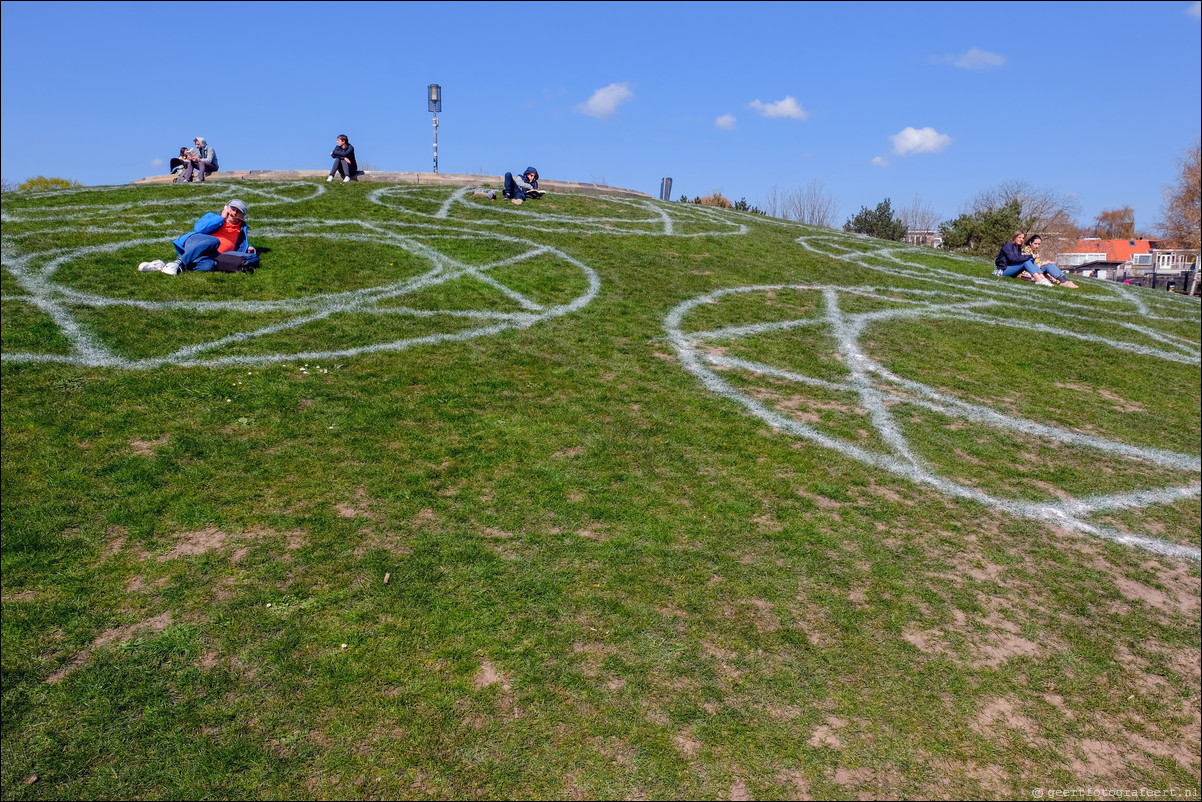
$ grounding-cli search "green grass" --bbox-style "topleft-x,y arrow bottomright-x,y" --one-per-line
2,181 -> 1199,799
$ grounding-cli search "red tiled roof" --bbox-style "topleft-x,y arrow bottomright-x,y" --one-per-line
1061,239 -> 1156,262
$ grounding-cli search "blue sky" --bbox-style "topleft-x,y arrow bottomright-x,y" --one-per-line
3,0 -> 1199,230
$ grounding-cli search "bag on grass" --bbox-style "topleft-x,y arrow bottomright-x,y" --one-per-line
213,251 -> 259,273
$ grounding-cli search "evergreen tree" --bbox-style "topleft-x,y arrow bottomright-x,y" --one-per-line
842,198 -> 908,241
939,199 -> 1025,256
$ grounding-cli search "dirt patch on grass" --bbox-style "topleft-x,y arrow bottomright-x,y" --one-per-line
971,696 -> 1050,747
156,526 -> 306,562
47,611 -> 173,684
806,715 -> 848,749
335,487 -> 375,518
102,526 -> 129,558
903,607 -> 1051,669
474,658 -> 510,691
129,434 -> 169,456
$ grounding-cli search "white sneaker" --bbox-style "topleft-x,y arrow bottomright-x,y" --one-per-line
326,175 -> 333,182
343,176 -> 351,183
162,261 -> 182,276
138,260 -> 165,273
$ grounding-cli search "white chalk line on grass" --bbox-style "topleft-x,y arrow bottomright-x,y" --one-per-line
0,182 -> 327,226
665,284 -> 1200,561
2,216 -> 600,368
794,232 -> 1201,325
1,183 -> 771,369
368,185 -> 748,237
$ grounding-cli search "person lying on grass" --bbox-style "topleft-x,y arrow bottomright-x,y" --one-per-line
503,166 -> 544,204
137,199 -> 258,275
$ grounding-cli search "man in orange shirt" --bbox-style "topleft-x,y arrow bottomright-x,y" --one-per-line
138,199 -> 258,275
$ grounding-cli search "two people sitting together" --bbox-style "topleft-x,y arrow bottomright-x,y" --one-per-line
171,137 -> 218,183
994,230 -> 1078,288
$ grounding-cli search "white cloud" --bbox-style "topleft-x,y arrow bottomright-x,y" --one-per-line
715,114 -> 737,130
931,48 -> 1006,70
748,96 -> 809,120
890,126 -> 953,156
1189,1 -> 1200,19
150,157 -> 163,167
871,156 -> 890,168
576,83 -> 633,119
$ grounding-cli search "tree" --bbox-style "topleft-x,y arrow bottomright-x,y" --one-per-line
898,193 -> 941,232
763,180 -> 839,228
732,197 -> 765,215
939,181 -> 1080,259
843,197 -> 907,241
939,199 -> 1025,255
1159,141 -> 1200,250
1090,206 -> 1135,239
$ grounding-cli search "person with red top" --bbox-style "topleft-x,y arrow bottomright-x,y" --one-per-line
137,199 -> 258,275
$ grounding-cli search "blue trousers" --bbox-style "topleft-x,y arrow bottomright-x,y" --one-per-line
503,172 -> 527,200
1031,260 -> 1067,280
1000,258 -> 1037,278
174,233 -> 221,272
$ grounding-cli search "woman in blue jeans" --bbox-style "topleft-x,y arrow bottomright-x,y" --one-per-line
994,230 -> 1056,285
1024,234 -> 1078,288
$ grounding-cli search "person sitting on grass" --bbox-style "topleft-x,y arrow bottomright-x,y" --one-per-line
993,230 -> 1054,286
138,199 -> 258,275
327,134 -> 357,182
1023,234 -> 1078,288
503,166 -> 544,204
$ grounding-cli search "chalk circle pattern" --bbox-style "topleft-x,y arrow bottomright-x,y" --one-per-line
368,185 -> 750,237
1,183 -> 603,369
666,233 -> 1201,560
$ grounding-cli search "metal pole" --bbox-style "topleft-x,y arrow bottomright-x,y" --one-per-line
432,113 -> 439,174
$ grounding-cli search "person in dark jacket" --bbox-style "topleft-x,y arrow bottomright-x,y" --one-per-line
503,166 -> 543,204
993,230 -> 1054,285
328,134 -> 357,182
170,146 -> 197,177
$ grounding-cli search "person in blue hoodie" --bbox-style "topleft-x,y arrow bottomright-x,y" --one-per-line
503,166 -> 543,204
137,199 -> 258,275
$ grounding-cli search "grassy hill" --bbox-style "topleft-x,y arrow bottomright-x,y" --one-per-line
2,181 -> 1199,799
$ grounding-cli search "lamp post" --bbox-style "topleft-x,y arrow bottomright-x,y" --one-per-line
428,83 -> 442,174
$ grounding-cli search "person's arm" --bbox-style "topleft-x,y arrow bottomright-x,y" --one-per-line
192,212 -> 225,234
513,173 -> 534,191
343,144 -> 355,164
1000,242 -> 1027,265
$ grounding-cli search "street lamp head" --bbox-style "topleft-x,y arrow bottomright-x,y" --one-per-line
428,84 -> 442,113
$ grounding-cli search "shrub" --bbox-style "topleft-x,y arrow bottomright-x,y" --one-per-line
17,176 -> 82,191
697,190 -> 732,208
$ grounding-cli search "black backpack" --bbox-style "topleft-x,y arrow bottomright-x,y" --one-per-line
213,252 -> 259,273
